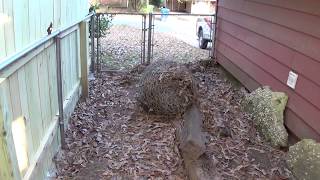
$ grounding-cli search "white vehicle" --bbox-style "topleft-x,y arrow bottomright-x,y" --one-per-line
196,17 -> 215,49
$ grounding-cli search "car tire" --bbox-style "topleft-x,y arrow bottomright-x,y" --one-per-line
198,30 -> 208,49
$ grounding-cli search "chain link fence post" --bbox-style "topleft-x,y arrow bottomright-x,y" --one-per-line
90,14 -> 95,73
147,13 -> 153,65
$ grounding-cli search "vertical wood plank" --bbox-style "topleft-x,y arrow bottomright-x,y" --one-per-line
0,109 -> 14,180
76,29 -> 81,79
35,0 -> 41,39
67,0 -> 71,25
37,51 -> 52,131
9,73 -> 30,176
8,74 -> 22,120
13,0 -> 30,51
40,0 -> 53,38
48,0 -> 54,29
70,32 -> 76,87
61,37 -> 67,100
47,45 -> 58,120
24,58 -> 43,151
0,82 -> 14,179
17,67 -> 35,165
28,0 -> 36,42
66,35 -> 72,96
0,0 -> 7,59
3,0 -> 15,55
0,80 -> 21,180
39,0 -> 46,38
80,22 -> 89,97
60,0 -> 66,27
53,0 -> 61,29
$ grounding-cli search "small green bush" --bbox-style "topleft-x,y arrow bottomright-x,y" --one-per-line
140,4 -> 154,13
89,4 -> 113,38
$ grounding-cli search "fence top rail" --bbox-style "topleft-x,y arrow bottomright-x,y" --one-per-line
97,12 -> 215,17
152,13 -> 215,16
97,12 -> 146,16
0,12 -> 95,72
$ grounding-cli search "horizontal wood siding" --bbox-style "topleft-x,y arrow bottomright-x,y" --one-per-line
216,0 -> 320,141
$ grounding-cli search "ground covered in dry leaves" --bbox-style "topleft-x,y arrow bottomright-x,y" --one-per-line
56,67 -> 186,179
55,60 -> 292,179
56,27 -> 291,179
100,25 -> 208,70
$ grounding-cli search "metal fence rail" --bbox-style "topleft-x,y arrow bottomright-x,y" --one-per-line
93,12 -> 216,73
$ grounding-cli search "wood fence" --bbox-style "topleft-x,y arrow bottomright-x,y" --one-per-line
0,0 -> 90,179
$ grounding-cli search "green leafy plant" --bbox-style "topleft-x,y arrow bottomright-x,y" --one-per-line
139,4 -> 154,13
96,15 -> 113,37
89,4 -> 113,38
89,3 -> 100,12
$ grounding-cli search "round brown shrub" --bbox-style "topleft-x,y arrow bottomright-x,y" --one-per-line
138,61 -> 197,116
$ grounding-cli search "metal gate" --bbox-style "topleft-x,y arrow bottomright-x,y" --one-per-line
90,12 -> 216,74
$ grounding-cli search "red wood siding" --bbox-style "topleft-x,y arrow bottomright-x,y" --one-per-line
216,0 -> 320,141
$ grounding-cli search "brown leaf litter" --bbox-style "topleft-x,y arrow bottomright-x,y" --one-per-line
55,61 -> 292,180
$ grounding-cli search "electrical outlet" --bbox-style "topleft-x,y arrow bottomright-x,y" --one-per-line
287,71 -> 298,89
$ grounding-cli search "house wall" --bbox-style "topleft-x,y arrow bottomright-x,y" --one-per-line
0,0 -> 89,179
216,0 -> 320,141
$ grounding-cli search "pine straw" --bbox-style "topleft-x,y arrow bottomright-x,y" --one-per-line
55,62 -> 292,179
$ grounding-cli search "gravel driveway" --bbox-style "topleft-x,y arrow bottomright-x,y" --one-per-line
100,25 -> 209,70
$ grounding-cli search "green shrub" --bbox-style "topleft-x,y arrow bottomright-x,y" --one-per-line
89,4 -> 113,38
140,4 -> 154,13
